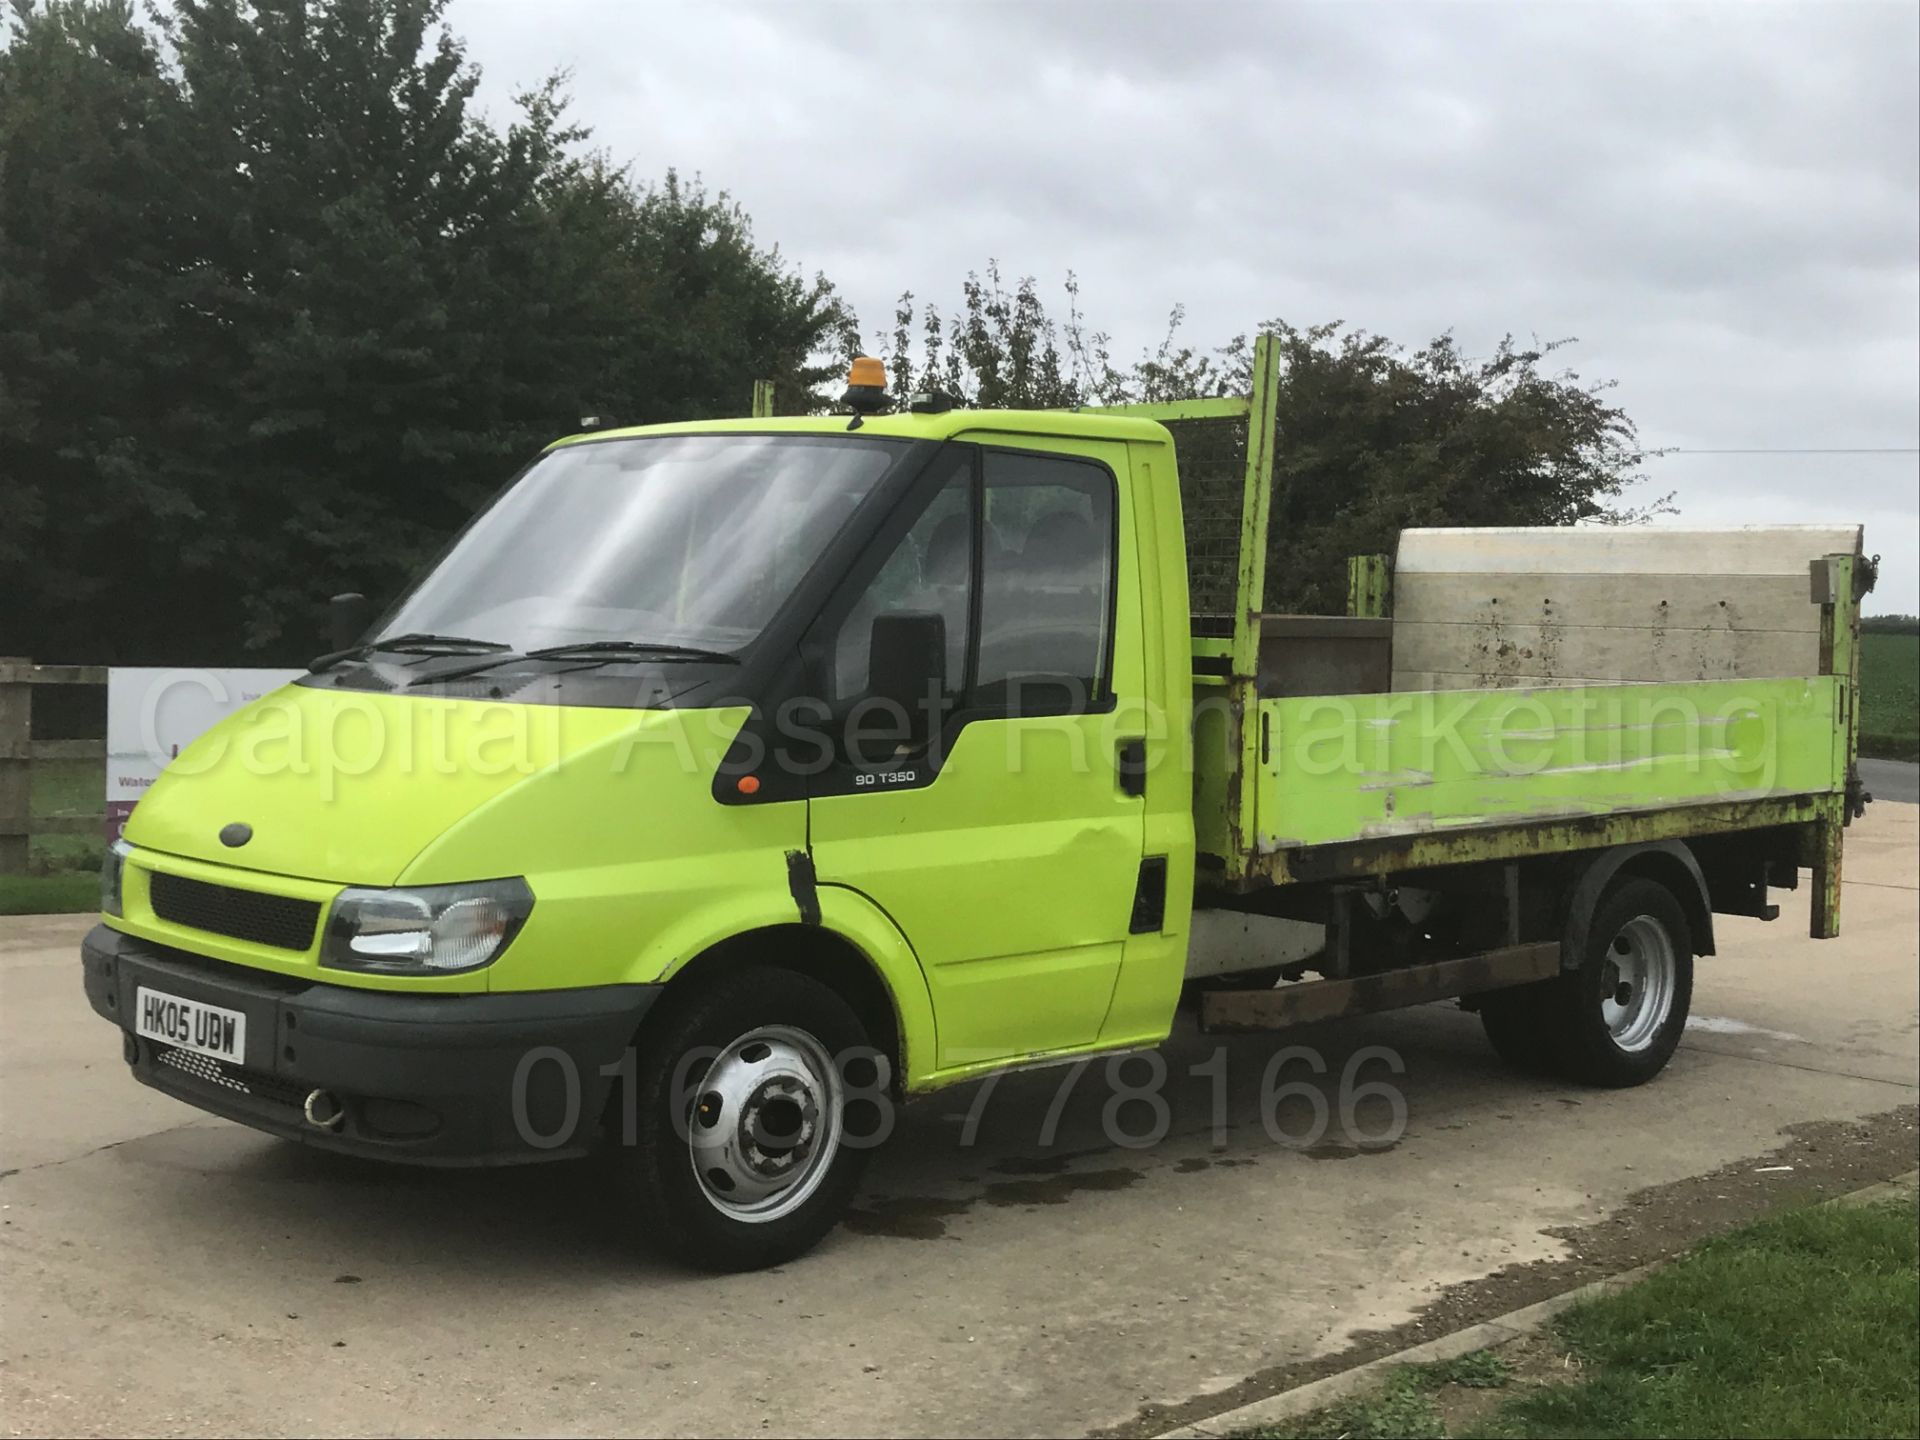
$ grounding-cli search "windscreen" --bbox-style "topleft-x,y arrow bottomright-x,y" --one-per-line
376,434 -> 908,654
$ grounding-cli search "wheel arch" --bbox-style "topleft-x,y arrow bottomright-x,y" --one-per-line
1562,840 -> 1716,967
643,892 -> 936,1093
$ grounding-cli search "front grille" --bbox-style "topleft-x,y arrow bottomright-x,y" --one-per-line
154,1045 -> 309,1111
148,871 -> 320,952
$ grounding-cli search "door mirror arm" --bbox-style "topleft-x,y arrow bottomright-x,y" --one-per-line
330,592 -> 372,652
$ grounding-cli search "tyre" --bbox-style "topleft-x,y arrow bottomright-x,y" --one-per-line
617,964 -> 877,1271
1476,982 -> 1557,1073
1551,876 -> 1694,1087
1477,876 -> 1693,1086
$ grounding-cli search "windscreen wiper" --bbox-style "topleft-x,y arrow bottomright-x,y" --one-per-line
308,632 -> 510,673
522,640 -> 741,666
389,638 -> 743,688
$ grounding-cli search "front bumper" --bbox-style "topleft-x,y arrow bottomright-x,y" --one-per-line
82,923 -> 659,1166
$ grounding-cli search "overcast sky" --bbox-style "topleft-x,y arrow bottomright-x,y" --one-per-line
462,0 -> 1919,612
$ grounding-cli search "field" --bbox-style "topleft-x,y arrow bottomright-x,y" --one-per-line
1860,629 -> 1920,761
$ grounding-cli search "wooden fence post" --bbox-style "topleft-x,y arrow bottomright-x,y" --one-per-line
0,658 -> 31,875
0,659 -> 110,875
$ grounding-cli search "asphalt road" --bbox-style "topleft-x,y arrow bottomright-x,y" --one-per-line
1862,756 -> 1919,805
2,784 -> 1916,1438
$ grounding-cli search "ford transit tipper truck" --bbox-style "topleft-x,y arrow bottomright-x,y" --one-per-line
82,340 -> 1872,1269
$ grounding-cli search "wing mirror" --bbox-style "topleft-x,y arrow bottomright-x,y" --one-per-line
330,592 -> 372,652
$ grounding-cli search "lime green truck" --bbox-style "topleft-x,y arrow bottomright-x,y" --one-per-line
82,341 -> 1872,1269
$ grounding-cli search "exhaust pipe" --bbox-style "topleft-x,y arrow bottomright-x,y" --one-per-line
304,1089 -> 345,1131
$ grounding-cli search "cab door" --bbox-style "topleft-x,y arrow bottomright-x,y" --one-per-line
803,437 -> 1148,1073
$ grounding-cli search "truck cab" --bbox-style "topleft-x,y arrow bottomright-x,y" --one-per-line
84,400 -> 1198,1269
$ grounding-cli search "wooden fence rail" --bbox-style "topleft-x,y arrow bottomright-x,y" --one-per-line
0,658 -> 107,875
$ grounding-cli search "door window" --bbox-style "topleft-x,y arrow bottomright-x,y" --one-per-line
977,450 -> 1116,712
830,463 -> 971,703
828,446 -> 1117,717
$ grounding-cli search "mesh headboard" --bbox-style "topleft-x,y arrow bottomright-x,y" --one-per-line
1391,525 -> 1863,690
1161,415 -> 1249,620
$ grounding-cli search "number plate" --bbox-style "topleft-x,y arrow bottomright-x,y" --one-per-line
135,987 -> 246,1063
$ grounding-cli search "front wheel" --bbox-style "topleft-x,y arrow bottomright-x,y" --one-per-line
617,965 -> 877,1271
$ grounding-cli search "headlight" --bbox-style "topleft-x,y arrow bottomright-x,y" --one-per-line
101,839 -> 132,917
321,878 -> 534,976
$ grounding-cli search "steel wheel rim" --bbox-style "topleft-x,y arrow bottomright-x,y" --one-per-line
686,1025 -> 843,1224
1599,914 -> 1676,1052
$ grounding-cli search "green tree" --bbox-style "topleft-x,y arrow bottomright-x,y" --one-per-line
861,266 -> 1233,408
1861,614 -> 1918,634
868,263 -> 1080,408
1,0 -> 846,663
854,273 -> 1664,612
0,0 -> 190,656
1251,322 -> 1668,612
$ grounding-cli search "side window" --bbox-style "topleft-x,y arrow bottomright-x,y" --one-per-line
830,464 -> 971,702
977,450 -> 1115,709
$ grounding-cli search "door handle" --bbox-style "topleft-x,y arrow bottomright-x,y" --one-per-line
1116,737 -> 1147,798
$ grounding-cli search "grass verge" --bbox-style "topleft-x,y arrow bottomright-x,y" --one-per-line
0,871 -> 100,916
1237,1192 -> 1919,1439
1860,629 -> 1919,761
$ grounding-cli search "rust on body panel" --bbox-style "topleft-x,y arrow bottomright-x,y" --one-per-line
1199,942 -> 1561,1032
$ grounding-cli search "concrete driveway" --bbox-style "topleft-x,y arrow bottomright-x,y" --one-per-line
3,778 -> 1916,1438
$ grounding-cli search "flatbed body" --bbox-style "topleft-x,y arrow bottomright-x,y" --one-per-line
1141,371 -> 1868,948
1202,671 -> 1842,881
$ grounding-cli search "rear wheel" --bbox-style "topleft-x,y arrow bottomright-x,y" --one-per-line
1477,983 -> 1558,1073
1478,876 -> 1693,1087
1554,878 -> 1693,1086
618,965 -> 876,1271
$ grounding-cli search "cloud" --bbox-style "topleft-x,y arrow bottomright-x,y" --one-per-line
459,0 -> 1919,610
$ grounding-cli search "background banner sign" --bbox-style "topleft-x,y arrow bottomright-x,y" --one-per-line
106,668 -> 302,841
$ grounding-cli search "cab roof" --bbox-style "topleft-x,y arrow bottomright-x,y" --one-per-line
547,407 -> 1174,450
